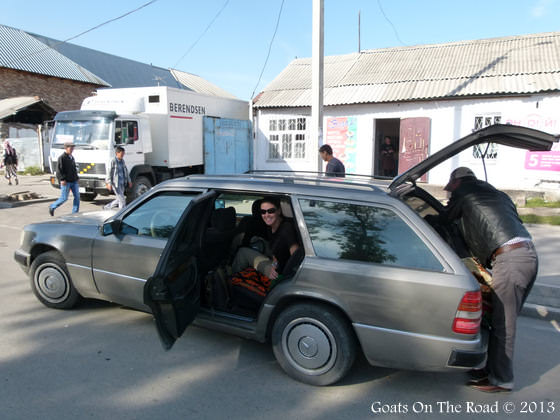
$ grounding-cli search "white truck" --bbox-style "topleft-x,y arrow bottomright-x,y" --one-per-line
49,86 -> 251,201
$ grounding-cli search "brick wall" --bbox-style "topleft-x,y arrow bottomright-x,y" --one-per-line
0,68 -> 105,112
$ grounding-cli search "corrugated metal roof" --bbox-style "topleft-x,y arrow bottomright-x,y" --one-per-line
254,32 -> 560,108
30,32 -> 184,90
0,25 -> 109,86
170,69 -> 238,98
1,24 -> 237,98
0,96 -> 41,119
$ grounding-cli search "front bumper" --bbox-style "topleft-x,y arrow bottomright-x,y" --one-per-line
14,249 -> 31,273
50,176 -> 109,195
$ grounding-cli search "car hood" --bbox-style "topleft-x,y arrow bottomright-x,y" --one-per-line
54,210 -> 116,226
389,124 -> 558,191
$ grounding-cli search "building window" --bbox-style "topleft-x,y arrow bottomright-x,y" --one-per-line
267,117 -> 307,160
269,134 -> 280,159
473,115 -> 501,159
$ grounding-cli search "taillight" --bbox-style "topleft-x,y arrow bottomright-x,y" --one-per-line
452,291 -> 482,334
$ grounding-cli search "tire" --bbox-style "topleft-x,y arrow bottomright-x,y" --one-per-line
130,175 -> 152,200
29,251 -> 81,309
271,303 -> 356,386
81,192 -> 97,201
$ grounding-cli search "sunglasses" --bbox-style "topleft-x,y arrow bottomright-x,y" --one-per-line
260,208 -> 277,215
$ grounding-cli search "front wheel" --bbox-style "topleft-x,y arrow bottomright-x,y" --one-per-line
29,251 -> 81,309
81,192 -> 97,201
271,303 -> 356,386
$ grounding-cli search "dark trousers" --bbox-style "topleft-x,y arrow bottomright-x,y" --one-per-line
487,243 -> 538,388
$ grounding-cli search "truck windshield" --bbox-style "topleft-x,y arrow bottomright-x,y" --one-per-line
53,119 -> 112,150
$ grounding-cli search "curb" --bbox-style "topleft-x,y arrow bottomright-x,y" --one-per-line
521,303 -> 560,323
0,197 -> 56,208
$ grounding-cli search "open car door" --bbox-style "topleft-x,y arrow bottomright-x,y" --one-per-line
144,190 -> 217,350
389,124 -> 558,191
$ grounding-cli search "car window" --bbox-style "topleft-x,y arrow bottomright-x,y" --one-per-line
121,192 -> 196,239
214,193 -> 263,216
299,199 -> 443,271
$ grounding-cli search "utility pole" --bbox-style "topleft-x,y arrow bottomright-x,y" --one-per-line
358,10 -> 361,52
311,0 -> 324,171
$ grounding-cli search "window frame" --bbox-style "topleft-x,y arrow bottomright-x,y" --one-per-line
266,116 -> 307,161
293,195 -> 447,272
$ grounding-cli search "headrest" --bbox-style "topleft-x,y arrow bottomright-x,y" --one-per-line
211,207 -> 236,231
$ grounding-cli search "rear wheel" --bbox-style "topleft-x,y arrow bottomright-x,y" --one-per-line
29,251 -> 81,309
130,175 -> 152,200
271,303 -> 356,386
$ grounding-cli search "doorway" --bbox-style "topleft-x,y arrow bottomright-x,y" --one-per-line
373,118 -> 400,177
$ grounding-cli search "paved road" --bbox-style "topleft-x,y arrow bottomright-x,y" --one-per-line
1,175 -> 560,419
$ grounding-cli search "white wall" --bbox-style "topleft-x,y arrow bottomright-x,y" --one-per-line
254,92 -> 560,191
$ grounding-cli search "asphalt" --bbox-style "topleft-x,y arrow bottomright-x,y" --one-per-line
1,174 -> 559,322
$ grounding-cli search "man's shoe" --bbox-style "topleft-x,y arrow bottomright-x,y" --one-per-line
49,207 -> 54,217
469,378 -> 511,393
467,376 -> 489,386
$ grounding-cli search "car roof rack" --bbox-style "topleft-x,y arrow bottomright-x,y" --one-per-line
186,171 -> 386,193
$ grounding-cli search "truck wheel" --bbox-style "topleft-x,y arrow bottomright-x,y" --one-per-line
30,251 -> 81,309
271,303 -> 356,386
131,176 -> 152,200
81,192 -> 97,201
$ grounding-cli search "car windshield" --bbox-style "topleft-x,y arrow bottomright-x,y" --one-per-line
53,119 -> 112,150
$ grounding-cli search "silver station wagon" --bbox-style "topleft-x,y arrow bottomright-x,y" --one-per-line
14,125 -> 557,385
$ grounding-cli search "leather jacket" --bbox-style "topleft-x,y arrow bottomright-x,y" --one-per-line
56,152 -> 79,183
444,178 -> 530,267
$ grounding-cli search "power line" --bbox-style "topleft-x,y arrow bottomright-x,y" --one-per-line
251,0 -> 285,99
377,0 -> 407,47
173,0 -> 230,69
4,0 -> 159,68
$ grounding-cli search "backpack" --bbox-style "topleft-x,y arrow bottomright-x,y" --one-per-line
229,267 -> 271,311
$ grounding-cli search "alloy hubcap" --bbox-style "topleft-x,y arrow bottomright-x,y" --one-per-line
35,264 -> 69,302
282,317 -> 337,375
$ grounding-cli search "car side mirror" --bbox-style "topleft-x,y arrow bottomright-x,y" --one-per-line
101,219 -> 122,236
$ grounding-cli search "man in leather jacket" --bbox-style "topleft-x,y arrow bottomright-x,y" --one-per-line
49,142 -> 80,216
443,167 -> 538,393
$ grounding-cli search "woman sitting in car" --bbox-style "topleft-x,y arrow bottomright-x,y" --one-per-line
232,197 -> 299,280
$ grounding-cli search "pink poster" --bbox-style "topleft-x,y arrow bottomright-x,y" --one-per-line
525,151 -> 560,171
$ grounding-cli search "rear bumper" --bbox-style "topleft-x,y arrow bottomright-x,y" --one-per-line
354,323 -> 487,371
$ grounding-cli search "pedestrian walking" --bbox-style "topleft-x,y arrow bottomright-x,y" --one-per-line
104,146 -> 132,210
442,167 -> 538,393
49,142 -> 80,216
2,139 -> 19,185
319,144 -> 345,177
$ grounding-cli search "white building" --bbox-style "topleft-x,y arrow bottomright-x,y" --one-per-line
252,32 -> 560,191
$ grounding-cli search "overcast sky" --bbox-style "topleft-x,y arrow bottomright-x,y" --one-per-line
2,0 -> 559,100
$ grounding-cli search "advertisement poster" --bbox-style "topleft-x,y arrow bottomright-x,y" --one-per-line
506,112 -> 560,172
325,117 -> 357,174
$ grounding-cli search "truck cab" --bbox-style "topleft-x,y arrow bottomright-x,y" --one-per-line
50,110 -> 152,201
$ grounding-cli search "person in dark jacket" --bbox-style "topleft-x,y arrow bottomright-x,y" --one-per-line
319,144 -> 345,177
49,142 -> 80,216
443,167 -> 538,393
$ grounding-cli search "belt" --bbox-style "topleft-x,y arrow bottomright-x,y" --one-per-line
491,241 -> 533,261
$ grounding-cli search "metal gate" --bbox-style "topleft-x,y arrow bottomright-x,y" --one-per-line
203,117 -> 252,174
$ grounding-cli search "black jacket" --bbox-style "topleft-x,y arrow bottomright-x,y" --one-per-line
444,178 -> 530,267
56,152 -> 79,183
